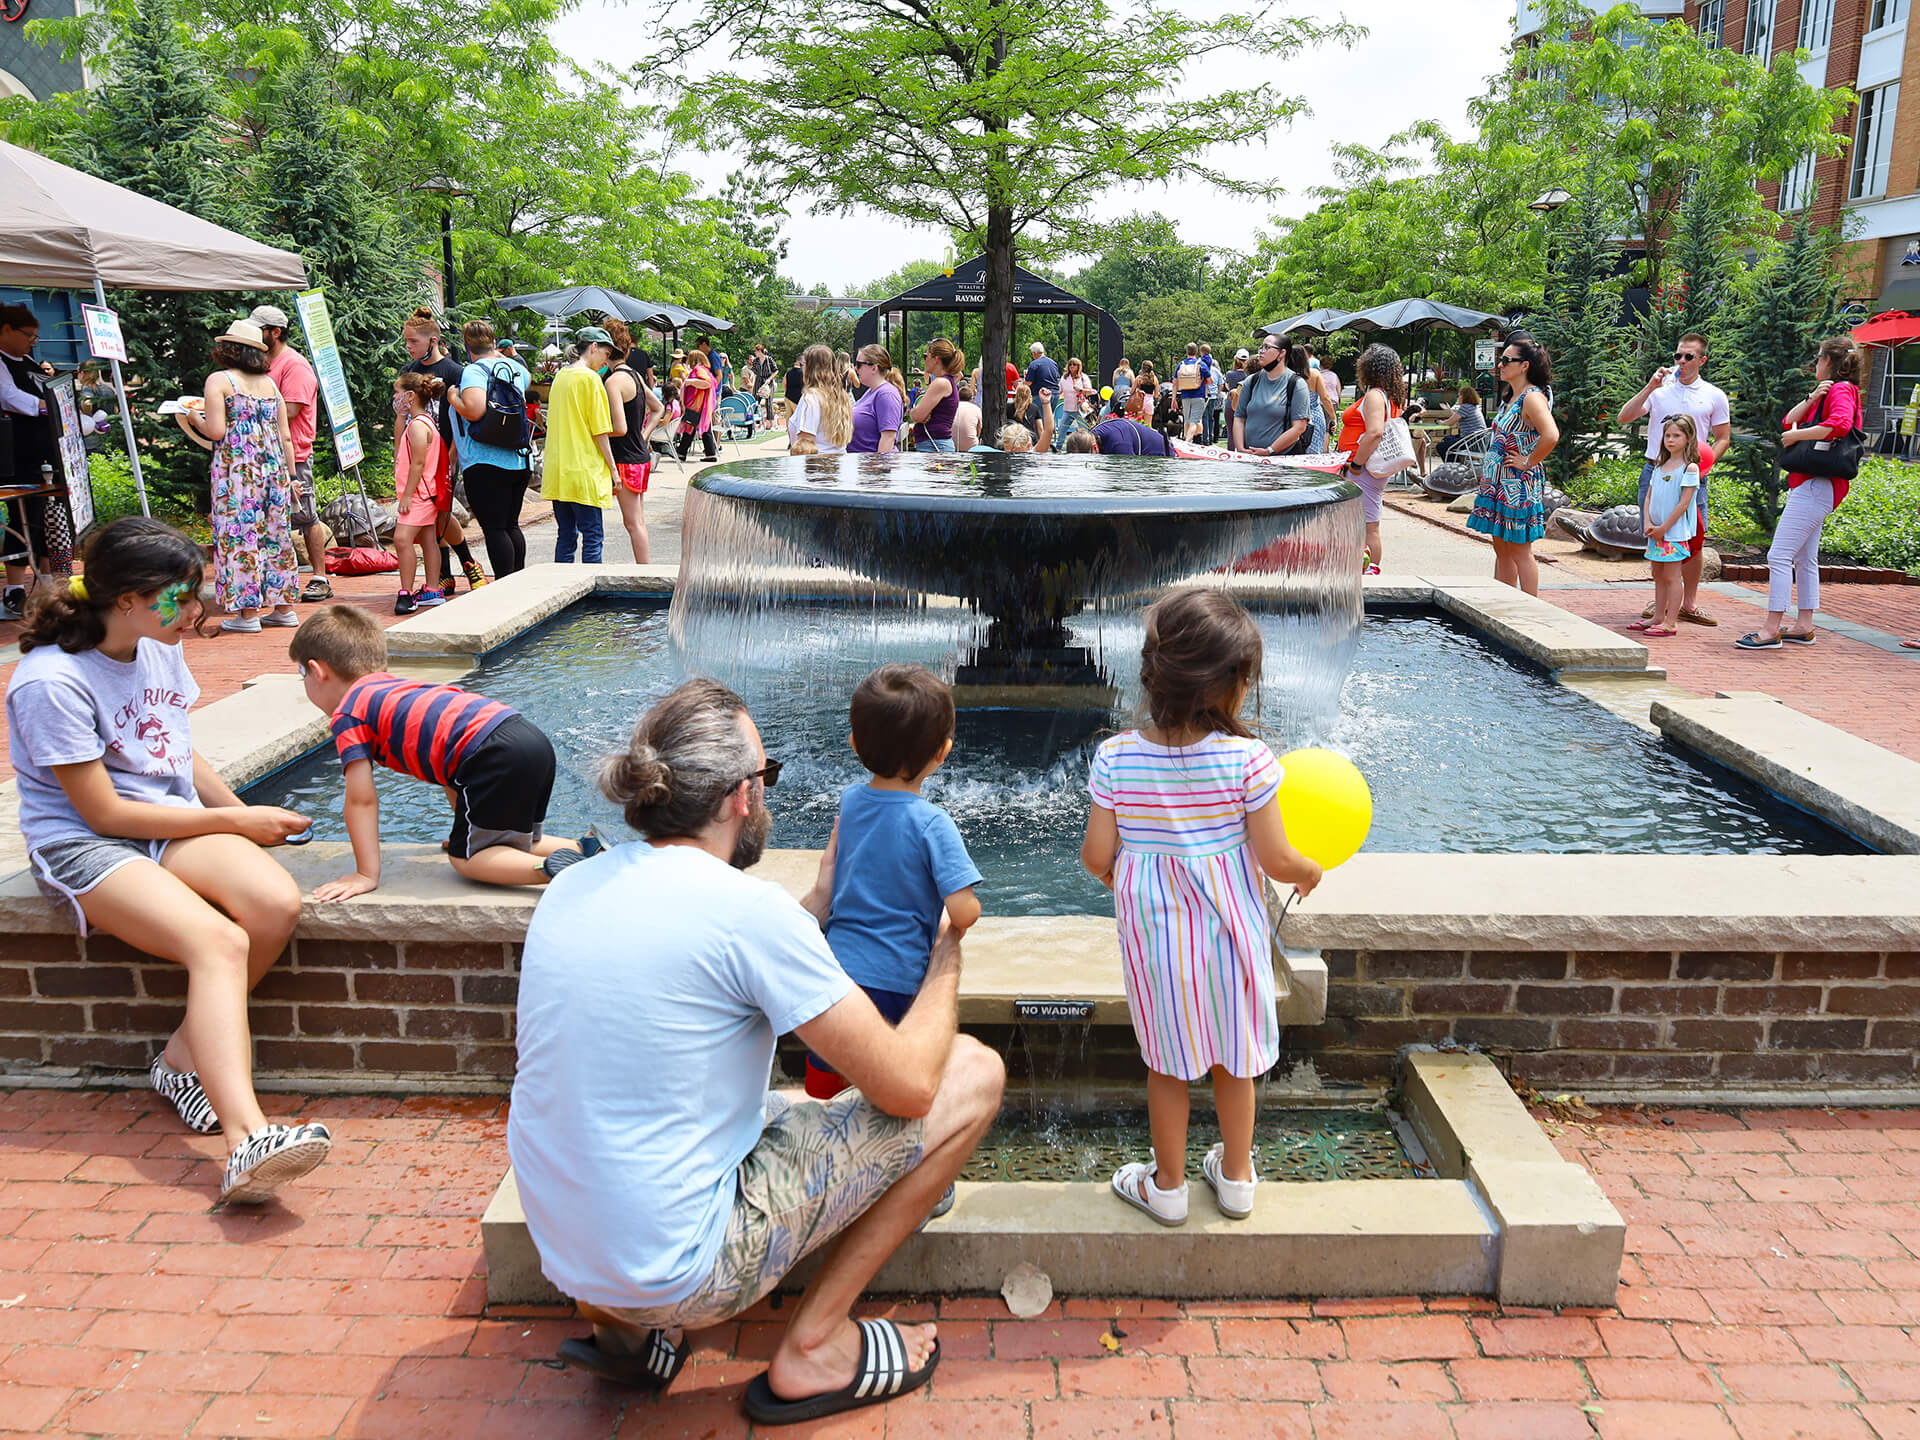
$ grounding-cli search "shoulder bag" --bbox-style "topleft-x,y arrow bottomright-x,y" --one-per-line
1780,386 -> 1864,480
1364,400 -> 1416,479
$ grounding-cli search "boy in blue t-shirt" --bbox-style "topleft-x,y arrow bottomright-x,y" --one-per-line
805,663 -> 982,1099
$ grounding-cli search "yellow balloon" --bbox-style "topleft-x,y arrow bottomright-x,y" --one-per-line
1100,386 -> 1114,400
1275,748 -> 1372,869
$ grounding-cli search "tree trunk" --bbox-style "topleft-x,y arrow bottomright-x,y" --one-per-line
982,202 -> 1016,430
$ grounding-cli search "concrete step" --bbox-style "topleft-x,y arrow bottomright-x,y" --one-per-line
482,1054 -> 1623,1308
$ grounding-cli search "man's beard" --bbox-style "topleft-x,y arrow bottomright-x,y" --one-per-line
730,800 -> 772,870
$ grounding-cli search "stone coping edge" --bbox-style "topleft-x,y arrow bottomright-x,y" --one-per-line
7,847 -> 1920,954
1401,1052 -> 1624,1307
1652,694 -> 1920,856
482,1053 -> 1620,1304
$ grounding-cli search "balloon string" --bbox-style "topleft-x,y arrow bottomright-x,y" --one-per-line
1275,887 -> 1299,930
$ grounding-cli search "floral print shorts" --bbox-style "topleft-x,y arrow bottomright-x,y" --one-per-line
603,1089 -> 925,1332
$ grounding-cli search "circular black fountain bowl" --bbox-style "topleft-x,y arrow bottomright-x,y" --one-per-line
685,452 -> 1361,644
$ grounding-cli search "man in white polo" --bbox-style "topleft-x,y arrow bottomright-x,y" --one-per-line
509,678 -> 1004,1426
1617,331 -> 1730,625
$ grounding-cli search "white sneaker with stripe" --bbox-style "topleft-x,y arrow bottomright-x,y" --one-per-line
149,1054 -> 219,1135
220,1123 -> 331,1205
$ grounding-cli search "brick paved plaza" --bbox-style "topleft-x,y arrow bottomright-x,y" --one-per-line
4,499 -> 1920,1435
9,1088 -> 1920,1437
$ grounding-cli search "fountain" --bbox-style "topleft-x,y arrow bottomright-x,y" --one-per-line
670,451 -> 1365,712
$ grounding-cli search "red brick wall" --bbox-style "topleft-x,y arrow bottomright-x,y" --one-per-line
2,934 -> 520,1081
1303,948 -> 1920,1090
4,935 -> 1918,1093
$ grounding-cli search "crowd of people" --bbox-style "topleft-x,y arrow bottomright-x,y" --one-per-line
6,504 -> 1320,1419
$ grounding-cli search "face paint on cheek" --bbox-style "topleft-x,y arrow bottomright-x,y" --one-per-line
149,581 -> 194,626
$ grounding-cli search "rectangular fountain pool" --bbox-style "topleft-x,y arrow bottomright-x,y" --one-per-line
245,600 -> 1863,915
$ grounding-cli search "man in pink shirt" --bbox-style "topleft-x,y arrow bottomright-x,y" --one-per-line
250,305 -> 329,601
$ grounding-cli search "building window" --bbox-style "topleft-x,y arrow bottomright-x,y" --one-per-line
1852,83 -> 1900,199
1697,0 -> 1725,46
1744,0 -> 1776,55
1883,345 -> 1920,412
1800,0 -> 1835,50
1870,0 -> 1909,33
1779,153 -> 1817,211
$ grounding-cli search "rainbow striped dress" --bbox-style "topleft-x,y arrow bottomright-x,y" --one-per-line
1088,731 -> 1284,1082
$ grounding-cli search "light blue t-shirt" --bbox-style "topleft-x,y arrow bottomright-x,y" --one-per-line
454,356 -> 532,472
507,842 -> 852,1309
827,784 -> 982,995
1646,462 -> 1700,544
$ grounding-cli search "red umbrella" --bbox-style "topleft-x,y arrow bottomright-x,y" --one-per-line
1851,310 -> 1920,347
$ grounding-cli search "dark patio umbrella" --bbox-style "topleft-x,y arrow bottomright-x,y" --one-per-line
1257,308 -> 1351,338
1337,299 -> 1505,389
497,288 -> 734,333
1337,299 -> 1505,334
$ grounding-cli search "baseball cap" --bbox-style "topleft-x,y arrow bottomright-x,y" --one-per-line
1234,348 -> 1250,360
247,305 -> 290,331
575,326 -> 614,345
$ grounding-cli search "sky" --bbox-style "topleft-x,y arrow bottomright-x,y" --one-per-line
550,0 -> 1515,293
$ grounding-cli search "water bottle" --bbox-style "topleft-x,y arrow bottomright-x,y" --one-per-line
40,462 -> 54,490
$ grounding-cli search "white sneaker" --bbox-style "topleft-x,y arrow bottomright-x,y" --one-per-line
220,1122 -> 331,1205
261,608 -> 300,628
1203,1142 -> 1257,1219
219,616 -> 261,634
1112,1158 -> 1188,1226
149,1053 -> 218,1134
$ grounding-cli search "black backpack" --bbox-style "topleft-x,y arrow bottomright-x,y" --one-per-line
467,361 -> 530,451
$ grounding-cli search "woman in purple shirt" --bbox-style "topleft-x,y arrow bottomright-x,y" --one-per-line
909,338 -> 962,453
848,344 -> 904,454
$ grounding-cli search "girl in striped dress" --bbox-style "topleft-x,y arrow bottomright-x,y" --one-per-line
1082,590 -> 1322,1226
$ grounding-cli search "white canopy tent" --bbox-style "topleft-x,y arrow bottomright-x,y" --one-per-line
0,139 -> 310,515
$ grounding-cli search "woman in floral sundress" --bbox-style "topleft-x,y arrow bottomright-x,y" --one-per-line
192,321 -> 298,634
1466,334 -> 1559,596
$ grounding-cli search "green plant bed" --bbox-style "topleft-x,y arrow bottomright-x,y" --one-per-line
1564,453 -> 1920,575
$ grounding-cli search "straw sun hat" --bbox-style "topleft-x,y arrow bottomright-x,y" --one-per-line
215,319 -> 268,351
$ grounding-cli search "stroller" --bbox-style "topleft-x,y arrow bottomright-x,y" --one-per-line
715,392 -> 757,442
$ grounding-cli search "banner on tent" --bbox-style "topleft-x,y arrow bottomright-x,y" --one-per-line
294,288 -> 365,470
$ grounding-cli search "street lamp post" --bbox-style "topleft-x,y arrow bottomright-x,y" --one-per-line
1529,188 -> 1573,314
413,175 -> 468,317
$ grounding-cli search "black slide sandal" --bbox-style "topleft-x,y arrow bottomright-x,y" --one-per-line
556,1329 -> 688,1390
743,1317 -> 939,1424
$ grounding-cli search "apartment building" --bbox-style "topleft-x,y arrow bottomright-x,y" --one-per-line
1520,0 -> 1920,415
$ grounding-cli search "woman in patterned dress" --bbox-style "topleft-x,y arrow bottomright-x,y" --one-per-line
1081,589 -> 1323,1227
1466,335 -> 1559,596
191,321 -> 297,634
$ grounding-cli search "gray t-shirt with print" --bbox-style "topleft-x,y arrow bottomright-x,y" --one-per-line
6,637 -> 201,851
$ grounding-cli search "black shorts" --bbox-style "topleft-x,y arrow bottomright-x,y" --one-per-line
447,715 -> 555,860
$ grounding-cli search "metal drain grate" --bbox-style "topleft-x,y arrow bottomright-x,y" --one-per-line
960,1109 -> 1422,1183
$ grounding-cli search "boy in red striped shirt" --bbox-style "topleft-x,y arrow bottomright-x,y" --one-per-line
290,606 -> 593,900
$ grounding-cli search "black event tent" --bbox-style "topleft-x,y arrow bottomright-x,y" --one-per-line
854,258 -> 1123,384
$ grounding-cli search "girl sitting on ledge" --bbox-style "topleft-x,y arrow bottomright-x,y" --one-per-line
6,517 -> 331,1206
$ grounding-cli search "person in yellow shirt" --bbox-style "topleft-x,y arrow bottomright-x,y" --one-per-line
542,328 -> 618,563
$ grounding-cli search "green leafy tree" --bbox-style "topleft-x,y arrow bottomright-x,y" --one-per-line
1473,0 -> 1853,295
1723,217 -> 1846,531
670,0 -> 1357,439
1628,175 -> 1745,391
1531,178 -> 1628,489
1070,214 -> 1215,328
1125,290 -> 1252,378
1249,134 -> 1541,324
59,0 -> 252,503
254,64 -> 427,481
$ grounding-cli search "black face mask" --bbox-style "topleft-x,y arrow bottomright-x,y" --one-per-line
1260,354 -> 1283,372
